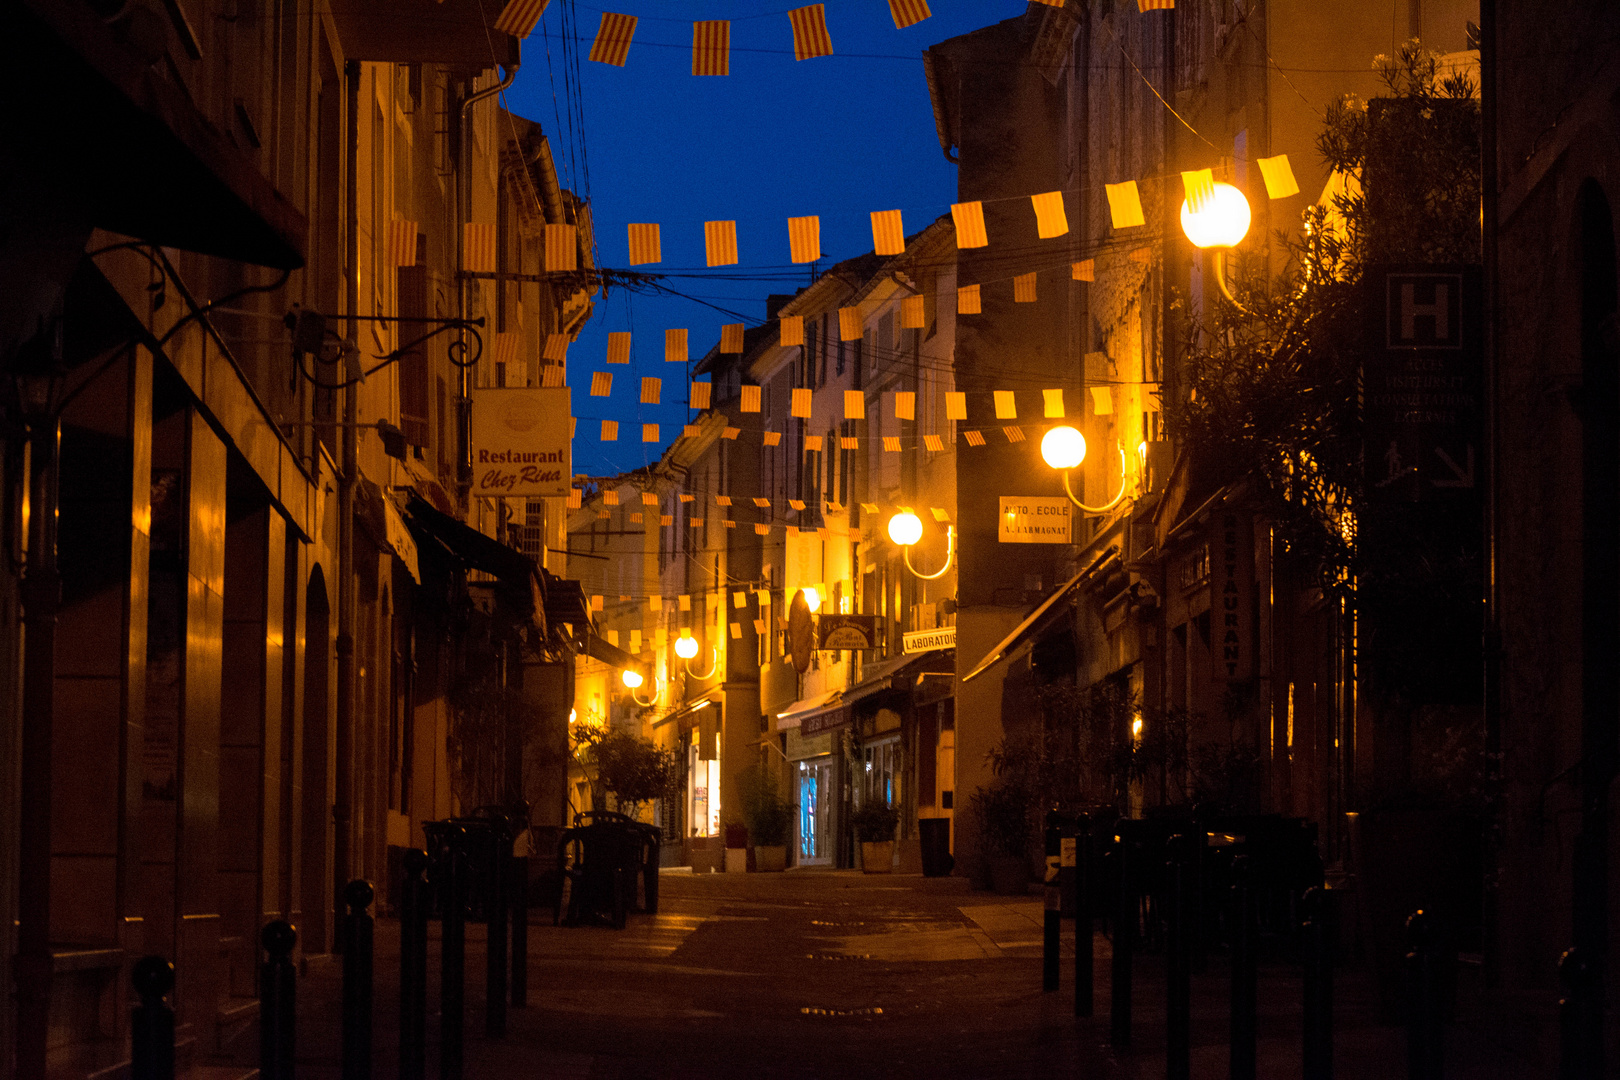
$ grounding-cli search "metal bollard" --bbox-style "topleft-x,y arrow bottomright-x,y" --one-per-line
400,850 -> 429,1080
1558,947 -> 1600,1080
1405,909 -> 1446,1080
1166,833 -> 1192,1080
509,854 -> 528,1009
1229,855 -> 1258,1080
131,956 -> 175,1080
1074,816 -> 1093,1018
343,880 -> 375,1080
485,824 -> 508,1038
259,920 -> 297,1080
1043,811 -> 1062,993
1301,887 -> 1334,1080
1110,826 -> 1133,1049
439,831 -> 466,1080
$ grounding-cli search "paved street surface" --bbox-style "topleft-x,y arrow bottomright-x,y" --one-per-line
290,869 -> 1545,1079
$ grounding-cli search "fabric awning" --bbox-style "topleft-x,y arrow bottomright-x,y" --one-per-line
402,495 -> 543,629
580,631 -> 643,676
961,568 -> 1093,685
775,689 -> 842,731
327,0 -> 521,68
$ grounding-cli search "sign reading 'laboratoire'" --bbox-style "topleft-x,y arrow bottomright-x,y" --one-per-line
469,388 -> 570,498
998,497 -> 1072,544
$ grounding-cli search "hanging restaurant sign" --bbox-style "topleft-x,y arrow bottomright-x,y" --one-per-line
998,496 -> 1072,544
469,388 -> 571,498
816,614 -> 880,651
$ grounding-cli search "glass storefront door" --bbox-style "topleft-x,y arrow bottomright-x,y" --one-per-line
796,756 -> 834,865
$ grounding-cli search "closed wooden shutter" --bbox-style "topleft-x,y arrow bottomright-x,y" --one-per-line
397,232 -> 430,446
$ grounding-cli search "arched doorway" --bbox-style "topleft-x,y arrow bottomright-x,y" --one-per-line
300,566 -> 332,953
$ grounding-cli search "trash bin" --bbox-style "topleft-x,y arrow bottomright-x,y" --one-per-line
919,818 -> 954,877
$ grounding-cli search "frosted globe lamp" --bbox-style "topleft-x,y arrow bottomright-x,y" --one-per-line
1180,182 -> 1251,249
674,633 -> 699,660
887,511 -> 924,547
620,668 -> 644,689
1041,426 -> 1087,470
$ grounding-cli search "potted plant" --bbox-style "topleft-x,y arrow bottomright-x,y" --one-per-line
737,765 -> 794,871
970,781 -> 1031,895
850,800 -> 899,873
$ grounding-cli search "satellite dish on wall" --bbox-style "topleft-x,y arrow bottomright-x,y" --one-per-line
788,589 -> 814,673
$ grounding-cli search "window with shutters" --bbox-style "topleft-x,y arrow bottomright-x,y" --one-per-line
397,232 -> 430,445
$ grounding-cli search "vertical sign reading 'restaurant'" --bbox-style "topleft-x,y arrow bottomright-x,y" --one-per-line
1213,510 -> 1254,681
470,388 -> 571,498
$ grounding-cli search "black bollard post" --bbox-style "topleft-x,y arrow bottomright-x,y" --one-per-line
1110,825 -> 1133,1050
1166,833 -> 1191,1080
131,956 -> 175,1080
440,831 -> 466,1080
1301,887 -> 1334,1080
485,821 -> 508,1038
400,850 -> 429,1080
1558,947 -> 1600,1080
1075,816 -> 1093,1018
259,920 -> 297,1080
509,854 -> 528,1009
342,880 -> 375,1080
1229,854 -> 1258,1080
642,829 -> 661,915
1043,810 -> 1062,993
1405,909 -> 1445,1080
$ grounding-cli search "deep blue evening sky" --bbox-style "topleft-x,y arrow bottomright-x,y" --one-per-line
501,1 -> 1027,477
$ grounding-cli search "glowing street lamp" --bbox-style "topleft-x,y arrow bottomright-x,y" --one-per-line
620,668 -> 644,689
1043,424 -> 1127,515
1180,181 -> 1252,310
801,586 -> 823,614
674,632 -> 700,660
886,510 -> 954,580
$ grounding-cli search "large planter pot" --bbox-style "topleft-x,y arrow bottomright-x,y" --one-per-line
754,844 -> 787,872
989,853 -> 1028,896
860,840 -> 894,874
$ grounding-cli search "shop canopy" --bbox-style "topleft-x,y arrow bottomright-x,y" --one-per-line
775,649 -> 952,732
960,553 -> 1117,685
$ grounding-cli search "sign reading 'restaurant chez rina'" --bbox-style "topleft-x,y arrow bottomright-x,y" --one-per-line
469,388 -> 571,498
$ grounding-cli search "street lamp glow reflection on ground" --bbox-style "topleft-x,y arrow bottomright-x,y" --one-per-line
674,633 -> 699,660
1180,182 -> 1251,249
1041,425 -> 1087,470
621,668 -> 644,689
887,510 -> 924,547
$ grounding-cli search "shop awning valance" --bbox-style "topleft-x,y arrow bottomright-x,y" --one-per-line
960,560 -> 1109,685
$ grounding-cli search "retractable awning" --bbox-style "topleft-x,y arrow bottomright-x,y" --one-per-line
402,495 -> 543,629
775,689 -> 843,731
960,556 -> 1111,685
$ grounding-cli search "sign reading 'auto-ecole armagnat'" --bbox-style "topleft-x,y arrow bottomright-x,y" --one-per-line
469,388 -> 570,498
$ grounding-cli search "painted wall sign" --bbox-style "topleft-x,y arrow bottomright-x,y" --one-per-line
997,496 -> 1073,543
1213,511 -> 1254,681
469,387 -> 571,498
816,614 -> 880,651
903,626 -> 957,652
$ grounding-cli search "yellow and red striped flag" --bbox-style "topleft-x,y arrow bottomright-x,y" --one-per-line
779,314 -> 805,346
1004,426 -> 1025,443
791,388 -> 812,418
923,434 -> 944,452
540,362 -> 565,387
665,328 -> 688,363
1091,386 -> 1113,415
888,0 -> 931,29
1031,191 -> 1068,239
804,435 -> 823,453
838,305 -> 861,341
588,12 -> 637,66
605,331 -> 631,364
464,222 -> 496,273
544,222 -> 577,272
1105,181 -> 1146,229
601,420 -> 619,442
788,216 -> 821,263
994,390 -> 1016,419
840,436 -> 858,450
1014,272 -> 1037,303
1257,154 -> 1300,199
391,219 -> 418,267
641,491 -> 659,506
723,427 -> 740,441
883,436 -> 901,452
945,392 -> 966,420
957,284 -> 981,314
693,20 -> 730,76
844,390 -> 865,420
641,377 -> 661,405
751,498 -> 771,509
627,223 -> 661,265
1043,388 -> 1066,417
1138,0 -> 1175,10
1072,259 -> 1095,282
900,294 -> 926,329
492,332 -> 520,367
964,430 -> 986,447
543,334 -> 569,362
590,372 -> 612,397
951,201 -> 988,248
741,385 -> 762,413
871,209 -> 905,255
705,220 -> 738,267
691,381 -> 712,409
566,489 -> 583,509
787,5 -> 833,61
720,323 -> 745,353
764,431 -> 782,446
493,0 -> 549,38
1182,168 -> 1215,214
643,424 -> 660,443
894,392 -> 915,420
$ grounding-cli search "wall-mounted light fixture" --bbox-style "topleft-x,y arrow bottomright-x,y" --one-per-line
1042,425 -> 1127,515
887,511 -> 954,580
675,629 -> 719,680
1180,181 -> 1252,311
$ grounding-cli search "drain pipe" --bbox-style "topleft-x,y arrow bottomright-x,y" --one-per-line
457,59 -> 519,512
